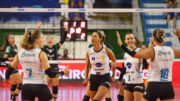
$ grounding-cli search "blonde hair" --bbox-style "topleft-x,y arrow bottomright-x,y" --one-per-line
153,29 -> 165,43
135,37 -> 142,48
20,30 -> 41,50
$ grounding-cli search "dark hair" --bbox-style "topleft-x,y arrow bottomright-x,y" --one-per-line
0,34 -> 12,52
153,29 -> 165,43
125,33 -> 134,39
97,30 -> 105,44
20,30 -> 41,50
95,31 -> 103,39
135,37 -> 142,48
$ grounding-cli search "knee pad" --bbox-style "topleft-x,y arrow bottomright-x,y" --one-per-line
101,82 -> 110,89
105,98 -> 112,101
17,83 -> 22,90
53,86 -> 58,94
11,84 -> 17,91
117,95 -> 124,101
83,95 -> 90,101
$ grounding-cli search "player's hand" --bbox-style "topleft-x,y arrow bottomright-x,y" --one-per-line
36,22 -> 42,30
82,79 -> 88,86
141,45 -> 146,50
63,22 -> 68,31
173,28 -> 180,37
64,67 -> 70,76
87,73 -> 91,81
111,62 -> 117,68
4,79 -> 10,86
116,31 -> 123,46
116,81 -> 122,89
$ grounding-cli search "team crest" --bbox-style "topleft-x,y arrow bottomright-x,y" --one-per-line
126,62 -> 132,69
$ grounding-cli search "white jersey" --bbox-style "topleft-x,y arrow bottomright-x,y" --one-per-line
149,46 -> 174,82
124,48 -> 143,84
18,48 -> 46,84
88,46 -> 110,75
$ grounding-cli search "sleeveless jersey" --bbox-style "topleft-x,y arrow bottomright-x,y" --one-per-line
149,46 -> 174,82
18,48 -> 46,84
43,45 -> 57,60
5,44 -> 18,57
124,48 -> 143,84
88,46 -> 110,75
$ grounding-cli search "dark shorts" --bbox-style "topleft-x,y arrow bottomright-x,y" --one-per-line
11,68 -> 18,74
143,82 -> 174,101
50,64 -> 59,71
124,83 -> 145,93
90,73 -> 111,91
21,84 -> 52,101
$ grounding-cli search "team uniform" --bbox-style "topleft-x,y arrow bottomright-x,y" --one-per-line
18,48 -> 52,101
4,44 -> 21,101
143,46 -> 174,100
5,44 -> 18,58
124,48 -> 144,93
88,46 -> 111,91
4,44 -> 19,73
42,43 -> 60,73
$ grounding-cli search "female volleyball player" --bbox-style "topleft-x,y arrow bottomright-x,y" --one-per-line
116,35 -> 148,101
39,23 -> 68,101
83,30 -> 113,101
1,34 -> 23,101
117,29 -> 180,101
5,29 -> 69,101
84,31 -> 116,101
115,31 -> 146,101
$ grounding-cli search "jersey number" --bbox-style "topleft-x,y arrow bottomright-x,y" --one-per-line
128,75 -> 130,81
160,68 -> 169,80
26,68 -> 32,77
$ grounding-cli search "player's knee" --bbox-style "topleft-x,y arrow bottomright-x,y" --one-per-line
105,98 -> 112,101
11,84 -> 17,91
53,86 -> 58,94
82,95 -> 90,101
117,94 -> 124,101
17,83 -> 22,90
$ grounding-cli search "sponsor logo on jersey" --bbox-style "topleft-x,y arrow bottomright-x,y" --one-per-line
92,57 -> 95,60
126,62 -> 132,69
101,56 -> 105,60
135,85 -> 143,90
96,63 -> 102,67
158,51 -> 171,56
47,48 -> 54,53
21,52 -> 35,57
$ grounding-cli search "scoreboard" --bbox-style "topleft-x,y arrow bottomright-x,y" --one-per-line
61,19 -> 87,41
